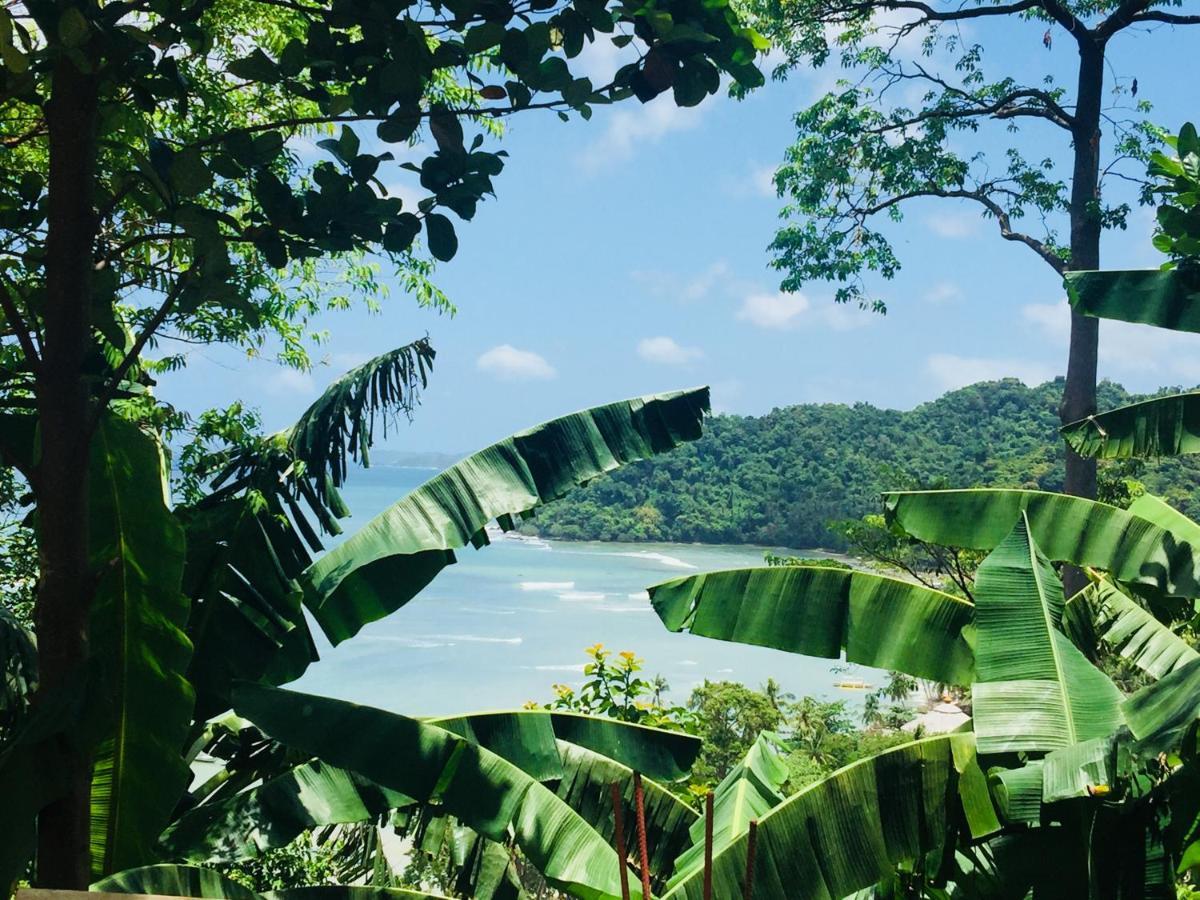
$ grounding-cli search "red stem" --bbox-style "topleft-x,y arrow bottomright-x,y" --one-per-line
633,771 -> 653,899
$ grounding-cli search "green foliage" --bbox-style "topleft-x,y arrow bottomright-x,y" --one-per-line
542,643 -> 695,730
536,378 -> 1200,550
685,681 -> 782,784
1148,123 -> 1200,264
736,0 -> 1169,310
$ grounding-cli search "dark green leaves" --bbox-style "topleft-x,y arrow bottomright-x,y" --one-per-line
424,213 -> 457,261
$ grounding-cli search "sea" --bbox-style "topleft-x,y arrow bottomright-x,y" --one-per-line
292,465 -> 869,716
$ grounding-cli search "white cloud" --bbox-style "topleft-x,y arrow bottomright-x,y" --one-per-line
723,162 -> 779,199
1023,301 -> 1200,382
264,368 -> 316,396
578,96 -> 705,171
737,291 -> 811,329
923,281 -> 963,304
924,211 -> 979,239
633,261 -> 730,302
637,336 -> 704,365
476,344 -> 557,381
736,291 -> 874,331
926,354 -> 1057,391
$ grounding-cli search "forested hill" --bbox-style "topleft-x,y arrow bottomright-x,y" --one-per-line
533,379 -> 1200,550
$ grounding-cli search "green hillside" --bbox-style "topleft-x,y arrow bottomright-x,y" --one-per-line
533,379 -> 1200,550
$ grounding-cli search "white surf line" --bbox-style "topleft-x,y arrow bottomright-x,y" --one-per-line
556,591 -> 607,602
520,581 -> 575,591
612,550 -> 698,569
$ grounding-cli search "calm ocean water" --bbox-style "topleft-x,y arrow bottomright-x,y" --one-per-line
293,465 -> 863,715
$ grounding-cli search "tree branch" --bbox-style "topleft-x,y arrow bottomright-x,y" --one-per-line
1129,9 -> 1200,25
860,185 -> 1065,273
88,272 -> 191,431
0,273 -> 40,372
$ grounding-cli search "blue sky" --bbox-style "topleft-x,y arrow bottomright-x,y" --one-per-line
158,13 -> 1200,455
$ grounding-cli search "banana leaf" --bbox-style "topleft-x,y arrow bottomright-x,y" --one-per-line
1061,391 -> 1200,459
884,489 -> 1200,600
659,734 -> 992,900
665,732 -> 788,891
1122,655 -> 1200,753
165,710 -> 698,864
1063,579 -> 1198,680
266,889 -> 450,900
1066,267 -> 1200,333
93,864 -> 258,899
160,759 -> 408,862
233,683 -> 644,900
184,341 -> 433,719
971,514 -> 1123,753
553,739 -> 698,882
88,416 -> 194,876
648,565 -> 974,685
303,388 -> 709,644
429,710 -> 700,783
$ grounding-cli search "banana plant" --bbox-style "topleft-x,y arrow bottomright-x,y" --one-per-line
647,512 -> 1200,898
0,335 -> 714,891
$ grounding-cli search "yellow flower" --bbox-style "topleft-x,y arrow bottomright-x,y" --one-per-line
619,651 -> 637,661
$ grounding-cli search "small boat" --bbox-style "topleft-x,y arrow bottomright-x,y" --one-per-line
833,678 -> 871,690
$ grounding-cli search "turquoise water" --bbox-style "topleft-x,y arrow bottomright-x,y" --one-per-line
293,466 -> 860,716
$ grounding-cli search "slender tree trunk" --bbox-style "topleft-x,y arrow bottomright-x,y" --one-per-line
1061,38 -> 1105,502
34,53 -> 100,890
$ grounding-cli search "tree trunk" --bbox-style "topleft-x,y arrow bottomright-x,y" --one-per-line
1061,38 -> 1105,499
34,54 -> 101,890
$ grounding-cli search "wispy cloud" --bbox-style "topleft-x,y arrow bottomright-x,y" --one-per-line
578,95 -> 706,171
736,291 -> 874,331
925,353 -> 1057,391
737,291 -> 811,329
636,336 -> 704,365
476,344 -> 557,381
1023,301 -> 1200,382
923,281 -> 963,304
264,367 -> 317,396
632,260 -> 731,302
924,211 -> 979,239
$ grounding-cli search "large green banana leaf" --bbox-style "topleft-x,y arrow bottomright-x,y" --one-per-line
184,341 -> 433,719
1122,656 -> 1200,754
94,866 -> 449,900
303,388 -> 709,644
0,604 -> 36,736
1063,580 -> 1199,680
181,490 -> 319,721
971,514 -> 1123,753
1066,267 -> 1200,333
88,416 -> 194,876
1061,391 -> 1200,459
164,710 -> 697,863
430,710 -> 700,783
884,489 -> 1200,599
553,739 -> 698,881
659,734 -> 992,900
665,732 -> 788,891
648,566 -> 974,685
160,759 -> 408,862
93,863 -> 258,899
233,683 -> 643,900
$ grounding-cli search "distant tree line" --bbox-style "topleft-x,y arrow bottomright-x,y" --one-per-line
533,378 -> 1200,549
